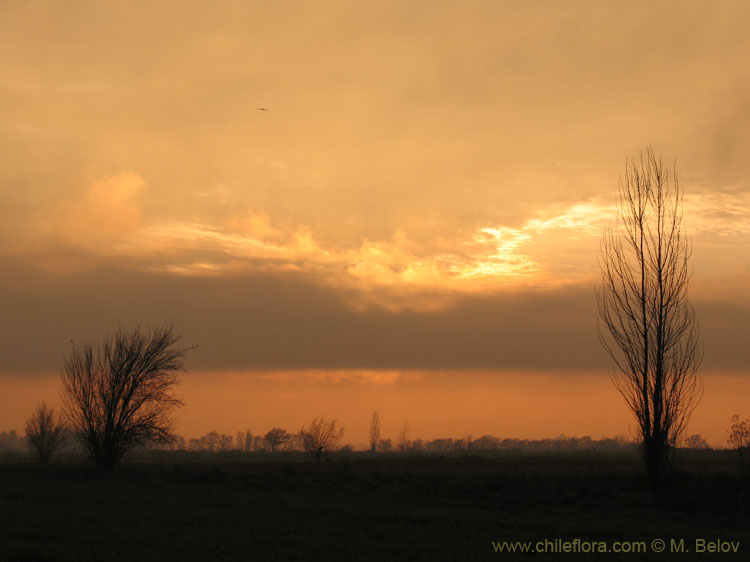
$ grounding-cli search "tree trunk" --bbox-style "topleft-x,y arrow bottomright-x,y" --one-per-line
644,437 -> 666,488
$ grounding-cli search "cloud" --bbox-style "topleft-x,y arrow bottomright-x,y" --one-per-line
0,254 -> 598,374
1,171 -> 146,258
3,1 -> 750,256
685,191 -> 750,236
130,196 -> 619,301
9,184 -> 749,311
251,370 -> 419,387
53,172 -> 145,248
1,253 -> 747,377
57,199 -> 602,308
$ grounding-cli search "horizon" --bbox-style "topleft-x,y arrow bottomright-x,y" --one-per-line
2,369 -> 748,449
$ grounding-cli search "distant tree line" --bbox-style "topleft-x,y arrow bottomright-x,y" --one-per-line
1,421 -> 731,467
1,426 -> 79,460
0,430 -> 24,455
159,419 -> 344,461
152,431 -> 642,455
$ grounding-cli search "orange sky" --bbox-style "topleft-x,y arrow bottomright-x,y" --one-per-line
1,369 -> 748,448
2,1 -> 750,445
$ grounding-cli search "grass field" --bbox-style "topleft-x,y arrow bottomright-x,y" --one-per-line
1,450 -> 748,561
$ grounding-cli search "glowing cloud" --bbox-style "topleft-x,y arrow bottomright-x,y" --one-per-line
13,175 -> 750,311
46,172 -> 146,250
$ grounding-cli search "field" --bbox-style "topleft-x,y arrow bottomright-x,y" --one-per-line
1,450 -> 749,561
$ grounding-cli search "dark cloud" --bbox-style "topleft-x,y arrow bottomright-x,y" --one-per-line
1,255 -> 745,375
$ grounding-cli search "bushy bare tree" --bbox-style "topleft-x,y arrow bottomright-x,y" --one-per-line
684,434 -> 709,449
264,427 -> 291,452
728,415 -> 750,479
597,147 -> 703,487
25,403 -> 66,465
299,416 -> 344,462
369,410 -> 380,453
60,325 -> 195,469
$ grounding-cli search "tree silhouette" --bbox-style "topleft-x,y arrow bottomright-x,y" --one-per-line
235,429 -> 253,452
728,415 -> 750,479
60,325 -> 195,469
24,403 -> 66,465
597,147 -> 702,487
264,427 -> 291,452
684,434 -> 709,449
397,422 -> 409,452
243,430 -> 253,452
369,410 -> 380,453
299,416 -> 344,462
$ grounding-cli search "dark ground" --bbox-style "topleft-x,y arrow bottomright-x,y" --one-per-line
1,450 -> 748,561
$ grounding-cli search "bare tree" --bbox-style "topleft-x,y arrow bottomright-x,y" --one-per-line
397,422 -> 409,452
264,427 -> 291,452
728,415 -> 750,479
454,433 -> 473,451
60,325 -> 195,469
684,434 -> 709,450
234,429 -> 253,452
243,429 -> 253,452
597,147 -> 703,487
368,410 -> 380,453
219,433 -> 233,452
299,416 -> 344,462
25,403 -> 66,465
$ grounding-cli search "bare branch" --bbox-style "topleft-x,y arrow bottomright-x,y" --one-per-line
597,147 -> 702,487
299,416 -> 344,462
368,410 -> 380,453
25,403 -> 66,465
60,325 -> 196,469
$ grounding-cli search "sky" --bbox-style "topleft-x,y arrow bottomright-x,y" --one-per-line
2,1 -> 750,446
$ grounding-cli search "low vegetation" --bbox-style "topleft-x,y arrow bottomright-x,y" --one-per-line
0,449 -> 748,561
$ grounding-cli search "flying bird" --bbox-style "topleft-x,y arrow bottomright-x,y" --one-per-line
257,107 -> 269,111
